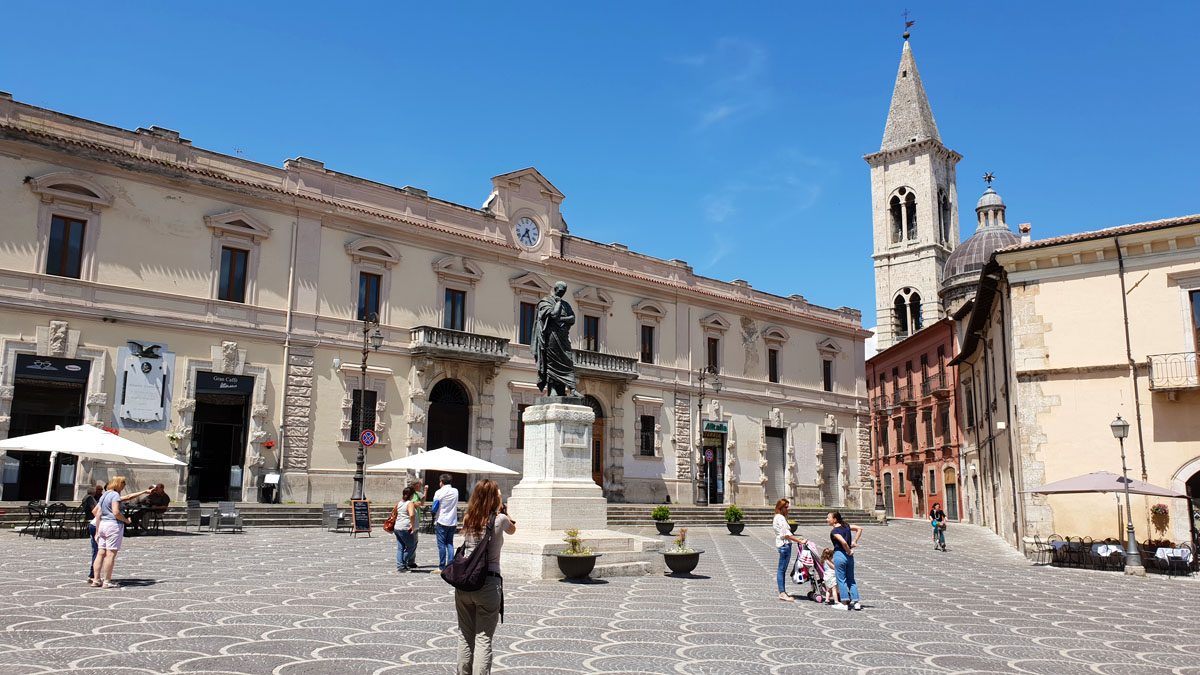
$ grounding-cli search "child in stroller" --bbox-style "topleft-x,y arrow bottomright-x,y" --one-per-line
790,539 -> 828,603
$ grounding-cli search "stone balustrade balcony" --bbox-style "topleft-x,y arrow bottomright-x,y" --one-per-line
1148,352 -> 1199,391
409,326 -> 510,364
574,349 -> 639,382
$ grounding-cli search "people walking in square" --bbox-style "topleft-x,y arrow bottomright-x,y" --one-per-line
772,499 -> 806,602
455,479 -> 515,675
433,473 -> 459,573
407,480 -> 424,568
393,486 -> 418,572
91,477 -> 148,588
827,510 -> 863,610
82,483 -> 103,585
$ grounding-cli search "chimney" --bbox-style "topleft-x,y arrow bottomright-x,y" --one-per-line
1019,223 -> 1032,244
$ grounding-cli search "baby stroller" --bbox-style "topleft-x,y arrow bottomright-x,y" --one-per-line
790,540 -> 827,603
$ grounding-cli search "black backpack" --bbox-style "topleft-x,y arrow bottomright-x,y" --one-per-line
441,514 -> 494,592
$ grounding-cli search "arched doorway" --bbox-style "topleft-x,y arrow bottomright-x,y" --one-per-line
427,379 -> 470,500
584,395 -> 604,488
944,466 -> 959,521
1186,469 -> 1200,547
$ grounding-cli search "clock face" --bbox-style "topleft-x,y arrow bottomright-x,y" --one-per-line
516,217 -> 540,247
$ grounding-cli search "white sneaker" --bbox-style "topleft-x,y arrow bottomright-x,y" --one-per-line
839,602 -> 850,611
853,602 -> 862,611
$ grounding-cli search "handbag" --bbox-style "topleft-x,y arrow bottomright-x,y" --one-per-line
382,503 -> 398,533
442,514 -> 495,592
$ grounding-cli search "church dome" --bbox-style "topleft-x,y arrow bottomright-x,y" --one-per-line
943,226 -> 1021,282
976,187 -> 1004,209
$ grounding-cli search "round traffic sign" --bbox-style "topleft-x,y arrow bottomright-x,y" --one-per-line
360,430 -> 376,447
704,448 -> 714,463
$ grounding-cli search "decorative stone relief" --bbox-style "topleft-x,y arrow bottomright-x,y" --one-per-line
48,321 -> 69,356
0,385 -> 13,401
673,393 -> 691,479
210,342 -> 246,375
36,321 -> 80,358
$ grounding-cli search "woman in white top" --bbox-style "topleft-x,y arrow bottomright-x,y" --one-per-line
393,486 -> 418,572
772,498 -> 807,602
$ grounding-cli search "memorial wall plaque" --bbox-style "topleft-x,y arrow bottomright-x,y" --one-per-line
115,342 -> 174,431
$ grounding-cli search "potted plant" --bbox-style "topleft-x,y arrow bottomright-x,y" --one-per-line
663,528 -> 703,575
555,528 -> 601,579
724,504 -> 745,535
652,506 -> 673,535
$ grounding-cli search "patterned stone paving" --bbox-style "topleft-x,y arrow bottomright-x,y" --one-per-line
2,520 -> 1199,673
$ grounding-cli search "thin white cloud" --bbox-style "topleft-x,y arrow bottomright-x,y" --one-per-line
672,37 -> 773,133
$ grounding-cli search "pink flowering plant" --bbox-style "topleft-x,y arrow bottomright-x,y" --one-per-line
1150,503 -> 1169,516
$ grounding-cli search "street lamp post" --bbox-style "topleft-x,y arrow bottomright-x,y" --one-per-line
1111,414 -> 1144,575
693,365 -> 722,506
352,312 -> 384,501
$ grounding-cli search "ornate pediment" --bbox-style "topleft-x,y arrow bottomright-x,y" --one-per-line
28,171 -> 114,210
632,299 -> 667,321
205,210 -> 273,242
762,325 -> 790,346
509,271 -> 551,297
700,312 -> 731,333
574,286 -> 613,312
345,237 -> 401,268
817,338 -> 842,355
433,255 -> 483,285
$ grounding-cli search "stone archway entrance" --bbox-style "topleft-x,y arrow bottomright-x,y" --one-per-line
584,395 -> 604,488
427,379 -> 470,499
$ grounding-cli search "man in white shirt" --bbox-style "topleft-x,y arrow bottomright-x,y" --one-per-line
433,473 -> 459,572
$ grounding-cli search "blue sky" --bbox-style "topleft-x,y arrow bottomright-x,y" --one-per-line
2,2 -> 1197,323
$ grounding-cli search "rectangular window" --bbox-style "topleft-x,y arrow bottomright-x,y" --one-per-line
898,471 -> 906,495
893,418 -> 903,456
939,405 -> 950,440
923,408 -> 933,447
583,315 -> 600,352
905,411 -> 916,444
768,348 -> 780,383
518,302 -> 536,345
350,389 -> 378,441
879,422 -> 889,454
929,468 -> 937,495
1192,290 -> 1200,352
218,247 -> 248,303
640,325 -> 655,364
444,289 -> 466,331
920,354 -> 928,376
516,403 -> 530,449
639,414 -> 656,457
357,272 -> 381,321
46,215 -> 86,278
965,388 -> 976,429
822,359 -> 833,392
707,337 -> 720,372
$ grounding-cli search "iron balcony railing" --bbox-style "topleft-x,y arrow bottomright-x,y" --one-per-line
574,349 -> 639,381
1148,352 -> 1199,391
409,326 -> 510,363
871,394 -> 892,412
896,384 -> 917,406
920,373 -> 951,398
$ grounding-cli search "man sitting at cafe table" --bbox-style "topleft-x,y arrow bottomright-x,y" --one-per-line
132,484 -> 171,530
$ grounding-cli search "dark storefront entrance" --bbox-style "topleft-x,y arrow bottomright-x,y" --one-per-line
187,372 -> 252,502
700,421 -> 727,505
425,379 -> 470,501
1,354 -> 89,501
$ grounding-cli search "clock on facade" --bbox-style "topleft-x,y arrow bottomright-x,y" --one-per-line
516,217 -> 540,247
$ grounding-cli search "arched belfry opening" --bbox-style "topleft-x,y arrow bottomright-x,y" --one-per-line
426,378 -> 471,498
905,192 -> 918,240
893,288 -> 923,340
583,395 -> 605,488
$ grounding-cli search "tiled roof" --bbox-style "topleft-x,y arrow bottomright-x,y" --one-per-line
998,213 -> 1200,254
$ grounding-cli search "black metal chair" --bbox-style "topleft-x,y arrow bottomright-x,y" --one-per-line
73,504 -> 92,537
1046,534 -> 1064,565
20,501 -> 45,536
1031,534 -> 1053,565
147,509 -> 166,535
36,503 -> 68,539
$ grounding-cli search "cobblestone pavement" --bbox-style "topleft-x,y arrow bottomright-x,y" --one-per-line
2,519 -> 1200,674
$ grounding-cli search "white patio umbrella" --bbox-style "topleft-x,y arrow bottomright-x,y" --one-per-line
368,446 -> 519,476
0,424 -> 185,502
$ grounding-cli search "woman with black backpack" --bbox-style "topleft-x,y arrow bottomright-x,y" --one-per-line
453,479 -> 515,675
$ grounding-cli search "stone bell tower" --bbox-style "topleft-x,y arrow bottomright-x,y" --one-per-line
865,35 -> 961,350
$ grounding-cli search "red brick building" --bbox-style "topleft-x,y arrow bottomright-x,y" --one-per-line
867,318 -> 962,520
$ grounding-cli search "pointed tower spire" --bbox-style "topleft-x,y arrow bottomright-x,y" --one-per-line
880,40 -> 940,152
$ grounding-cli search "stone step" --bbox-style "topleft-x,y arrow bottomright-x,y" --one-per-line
588,549 -> 659,565
592,561 -> 653,578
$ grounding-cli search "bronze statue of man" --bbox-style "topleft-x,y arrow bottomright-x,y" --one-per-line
532,281 -> 577,396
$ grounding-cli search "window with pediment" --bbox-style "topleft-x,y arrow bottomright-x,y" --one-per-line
434,255 -> 482,332
29,172 -> 114,281
633,299 -> 667,365
204,210 -> 272,304
346,237 -> 400,322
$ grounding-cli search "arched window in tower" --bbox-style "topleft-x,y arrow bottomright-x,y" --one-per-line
905,192 -> 918,240
889,195 -> 903,244
908,292 -> 923,332
938,189 -> 951,243
894,295 -> 909,337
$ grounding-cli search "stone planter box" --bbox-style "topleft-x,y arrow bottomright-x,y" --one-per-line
556,553 -> 601,579
726,522 -> 745,535
664,549 -> 703,575
655,521 -> 674,535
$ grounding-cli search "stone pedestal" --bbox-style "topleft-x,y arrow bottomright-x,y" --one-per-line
502,398 -> 662,579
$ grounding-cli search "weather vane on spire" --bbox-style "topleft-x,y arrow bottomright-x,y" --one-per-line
903,10 -> 914,40
983,172 -> 995,186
